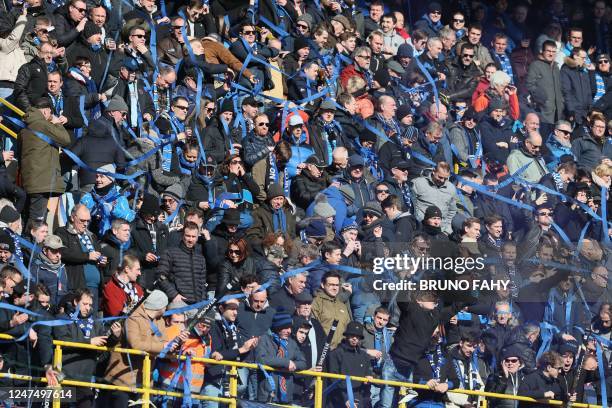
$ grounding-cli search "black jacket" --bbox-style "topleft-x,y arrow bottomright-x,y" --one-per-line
157,241 -> 207,304
517,370 -> 568,408
560,58 -> 593,122
13,56 -> 66,110
52,4 -> 80,47
202,116 -> 240,164
446,59 -> 482,101
66,39 -> 121,87
205,318 -> 247,384
479,116 -> 514,165
229,39 -> 279,90
70,113 -> 127,187
485,370 -> 526,408
390,301 -> 460,367
215,257 -> 257,296
55,224 -> 102,292
111,78 -> 155,128
99,231 -> 134,282
290,169 -> 328,210
204,224 -> 237,286
326,341 -> 373,407
130,217 -> 169,289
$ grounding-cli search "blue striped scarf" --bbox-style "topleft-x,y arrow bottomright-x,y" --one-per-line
594,73 -> 606,102
494,52 -> 514,83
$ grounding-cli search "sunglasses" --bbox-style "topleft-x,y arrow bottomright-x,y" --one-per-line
538,211 -> 553,216
243,30 -> 256,35
174,105 -> 189,111
73,6 -> 86,13
131,34 -> 146,38
228,249 -> 241,255
556,129 -> 571,135
430,10 -> 441,15
206,107 -> 215,112
462,54 -> 474,58
453,18 -> 464,23
599,59 -> 609,63
172,25 -> 183,30
376,189 -> 389,194
505,358 -> 519,363
297,24 -> 309,29
230,160 -> 243,165
257,122 -> 270,126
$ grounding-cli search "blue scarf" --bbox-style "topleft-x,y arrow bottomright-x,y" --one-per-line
594,73 -> 606,102
5,229 -> 23,264
272,333 -> 289,402
108,234 -> 131,268
176,148 -> 196,175
272,209 -> 287,233
47,60 -> 57,73
91,187 -> 122,236
49,93 -> 64,116
426,342 -> 445,380
68,67 -> 101,120
493,52 -> 514,83
77,315 -> 94,338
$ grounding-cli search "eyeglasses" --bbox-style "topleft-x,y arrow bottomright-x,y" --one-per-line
174,105 -> 189,111
462,54 -> 474,58
453,18 -> 464,23
242,30 -> 256,35
257,122 -> 269,126
131,34 -> 146,38
228,249 -> 241,255
357,54 -> 371,60
505,358 -> 519,363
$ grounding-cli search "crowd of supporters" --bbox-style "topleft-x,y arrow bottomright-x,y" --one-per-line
0,0 -> 610,406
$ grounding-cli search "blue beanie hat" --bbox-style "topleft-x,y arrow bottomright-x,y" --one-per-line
271,312 -> 293,331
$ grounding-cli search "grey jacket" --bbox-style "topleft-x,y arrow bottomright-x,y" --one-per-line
255,333 -> 307,403
411,175 -> 457,235
526,58 -> 564,124
506,147 -> 549,183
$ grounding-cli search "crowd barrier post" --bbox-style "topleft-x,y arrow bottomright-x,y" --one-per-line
480,396 -> 488,408
398,385 -> 407,408
314,375 -> 323,408
142,354 -> 152,408
228,365 -> 238,408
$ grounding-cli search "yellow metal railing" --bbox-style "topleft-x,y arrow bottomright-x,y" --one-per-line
0,97 -> 24,139
0,335 -> 605,408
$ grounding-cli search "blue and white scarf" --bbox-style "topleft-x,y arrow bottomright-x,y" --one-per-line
493,52 -> 514,83
593,73 -> 606,102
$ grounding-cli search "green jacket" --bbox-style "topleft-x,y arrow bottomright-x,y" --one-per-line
311,289 -> 352,349
18,108 -> 71,194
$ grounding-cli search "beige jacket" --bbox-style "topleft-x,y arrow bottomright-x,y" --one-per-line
104,304 -> 171,387
0,14 -> 27,83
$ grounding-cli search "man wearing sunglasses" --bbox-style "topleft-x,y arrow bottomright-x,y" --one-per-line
229,22 -> 279,91
414,2 -> 443,38
53,0 -> 88,47
507,130 -> 549,183
484,346 -> 525,403
543,120 -> 574,171
445,43 -> 483,103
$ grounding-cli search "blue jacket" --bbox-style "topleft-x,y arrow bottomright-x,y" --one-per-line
80,185 -> 136,236
544,132 -> 575,171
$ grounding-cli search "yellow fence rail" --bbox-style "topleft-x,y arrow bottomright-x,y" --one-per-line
0,97 -> 24,139
0,335 -> 604,408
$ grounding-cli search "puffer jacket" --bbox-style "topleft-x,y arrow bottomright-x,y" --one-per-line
506,146 -> 549,183
215,257 -> 257,296
243,132 -> 275,167
52,3 -> 80,47
17,108 -> 71,194
157,241 -> 207,304
13,56 -> 67,110
0,14 -> 27,84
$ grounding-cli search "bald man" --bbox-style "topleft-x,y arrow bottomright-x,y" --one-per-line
328,147 -> 349,178
506,131 -> 549,182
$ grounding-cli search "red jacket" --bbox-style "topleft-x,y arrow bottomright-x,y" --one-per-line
340,64 -> 366,89
102,274 -> 144,316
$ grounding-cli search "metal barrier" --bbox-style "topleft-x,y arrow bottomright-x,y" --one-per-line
0,335 -> 604,408
0,97 -> 24,139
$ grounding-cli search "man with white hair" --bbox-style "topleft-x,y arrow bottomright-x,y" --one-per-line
474,70 -> 520,120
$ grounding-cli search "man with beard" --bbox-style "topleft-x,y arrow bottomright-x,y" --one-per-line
443,332 -> 487,407
544,121 -> 575,171
506,131 -> 549,183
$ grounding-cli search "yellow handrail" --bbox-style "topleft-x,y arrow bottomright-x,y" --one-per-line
0,335 -> 604,408
0,97 -> 25,117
